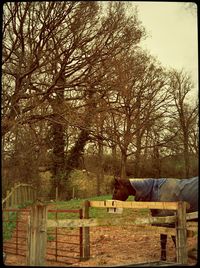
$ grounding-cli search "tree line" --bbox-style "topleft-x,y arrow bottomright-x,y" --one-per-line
2,2 -> 198,198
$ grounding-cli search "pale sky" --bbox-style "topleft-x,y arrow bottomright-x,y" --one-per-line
130,2 -> 198,101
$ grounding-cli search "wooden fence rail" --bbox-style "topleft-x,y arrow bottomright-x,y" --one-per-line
2,183 -> 37,209
26,200 -> 198,266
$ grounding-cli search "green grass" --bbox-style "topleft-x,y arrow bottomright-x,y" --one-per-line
3,211 -> 17,241
47,233 -> 55,241
3,201 -> 34,241
47,195 -> 150,221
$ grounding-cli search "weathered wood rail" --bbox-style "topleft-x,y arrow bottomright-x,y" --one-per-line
26,200 -> 198,266
2,183 -> 37,209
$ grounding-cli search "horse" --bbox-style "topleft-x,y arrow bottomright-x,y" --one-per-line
112,176 -> 198,261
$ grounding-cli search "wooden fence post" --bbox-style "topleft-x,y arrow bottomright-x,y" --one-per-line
82,200 -> 90,260
5,190 -> 10,208
28,187 -> 31,202
31,187 -> 34,201
27,201 -> 47,266
27,187 -> 30,202
24,186 -> 27,203
14,183 -> 18,207
21,186 -> 25,205
34,188 -> 37,200
176,201 -> 188,264
11,187 -> 15,208
18,186 -> 22,206
5,190 -> 10,220
15,185 -> 19,206
56,187 -> 58,201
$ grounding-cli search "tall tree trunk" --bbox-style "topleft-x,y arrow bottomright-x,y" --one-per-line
112,144 -> 118,176
120,150 -> 127,179
65,89 -> 97,180
183,132 -> 190,178
50,75 -> 65,199
134,95 -> 141,178
140,129 -> 149,177
65,128 -> 90,176
52,121 -> 65,182
135,133 -> 142,178
96,139 -> 104,196
152,145 -> 161,178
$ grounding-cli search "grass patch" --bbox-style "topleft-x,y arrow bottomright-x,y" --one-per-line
3,202 -> 32,241
3,211 -> 17,241
47,234 -> 55,241
17,200 -> 34,209
47,195 -> 150,221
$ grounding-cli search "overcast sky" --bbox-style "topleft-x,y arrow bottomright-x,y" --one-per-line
130,2 -> 198,101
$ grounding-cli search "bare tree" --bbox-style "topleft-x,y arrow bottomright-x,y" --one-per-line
168,69 -> 198,178
103,50 -> 171,178
2,2 -> 146,196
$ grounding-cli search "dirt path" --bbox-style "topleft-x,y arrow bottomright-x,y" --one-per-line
4,209 -> 197,266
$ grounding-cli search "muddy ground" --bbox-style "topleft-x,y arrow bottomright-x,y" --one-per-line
4,225 -> 197,266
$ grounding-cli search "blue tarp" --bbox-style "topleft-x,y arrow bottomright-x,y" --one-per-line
130,177 -> 198,215
130,178 -> 166,202
174,176 -> 198,211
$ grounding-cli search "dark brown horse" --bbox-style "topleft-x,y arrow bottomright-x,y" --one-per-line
112,177 -> 198,261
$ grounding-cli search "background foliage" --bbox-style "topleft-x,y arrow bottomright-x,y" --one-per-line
2,2 -> 198,199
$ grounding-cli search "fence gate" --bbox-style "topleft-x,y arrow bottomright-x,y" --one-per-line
46,209 -> 83,265
3,208 -> 30,258
3,207 -> 83,266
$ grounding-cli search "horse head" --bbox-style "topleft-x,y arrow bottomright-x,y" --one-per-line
112,177 -> 136,201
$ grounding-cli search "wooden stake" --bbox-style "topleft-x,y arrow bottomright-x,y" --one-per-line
56,187 -> 58,201
5,190 -> 10,208
176,201 -> 188,264
27,201 -> 47,266
11,187 -> 15,207
82,200 -> 90,260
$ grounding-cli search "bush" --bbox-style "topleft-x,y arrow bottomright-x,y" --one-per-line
3,211 -> 17,241
65,170 -> 113,200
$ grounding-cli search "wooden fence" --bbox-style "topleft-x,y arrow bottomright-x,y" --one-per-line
2,183 -> 37,209
26,200 -> 198,266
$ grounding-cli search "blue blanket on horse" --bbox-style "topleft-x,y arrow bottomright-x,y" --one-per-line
130,177 -> 198,215
130,178 -> 166,202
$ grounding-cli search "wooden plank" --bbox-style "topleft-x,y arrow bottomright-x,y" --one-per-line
26,215 -> 31,264
18,186 -> 22,205
2,190 -> 13,205
187,222 -> 198,233
82,200 -> 90,260
4,190 -> 10,220
5,190 -> 10,208
187,229 -> 196,238
14,183 -> 18,207
187,222 -> 198,228
176,202 -> 187,264
47,214 -> 177,228
89,200 -> 184,210
47,218 -> 195,238
2,183 -> 35,206
11,187 -> 15,207
47,219 -> 176,236
186,211 -> 198,220
3,183 -> 20,206
126,225 -> 176,236
24,186 -> 27,203
27,202 -> 47,266
15,186 -> 19,206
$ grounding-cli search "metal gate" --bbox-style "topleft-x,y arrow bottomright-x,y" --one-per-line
46,209 -> 83,265
3,208 -> 30,257
3,207 -> 83,265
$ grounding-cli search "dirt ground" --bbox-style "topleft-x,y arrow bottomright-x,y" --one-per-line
4,210 -> 197,267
